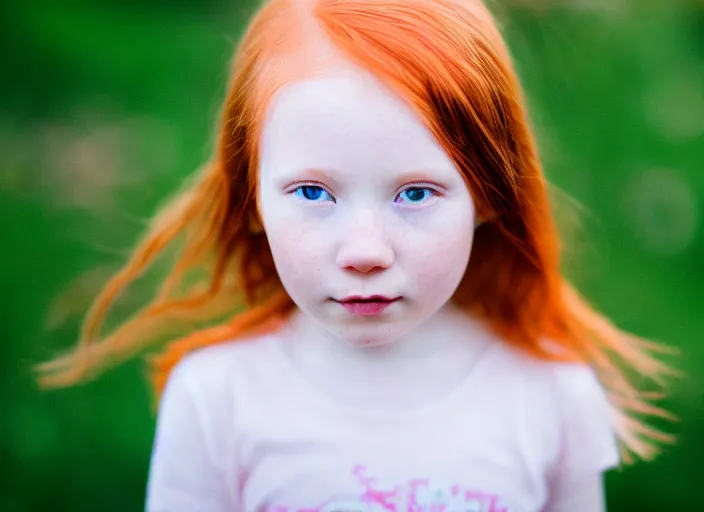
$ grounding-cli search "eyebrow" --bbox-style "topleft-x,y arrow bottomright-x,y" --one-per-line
276,167 -> 343,189
390,170 -> 453,190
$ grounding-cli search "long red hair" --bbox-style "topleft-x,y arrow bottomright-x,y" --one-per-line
36,0 -> 675,462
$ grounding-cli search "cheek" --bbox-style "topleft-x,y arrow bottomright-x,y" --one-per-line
407,213 -> 475,291
264,220 -> 327,288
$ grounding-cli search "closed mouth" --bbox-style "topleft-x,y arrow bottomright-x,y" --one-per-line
336,295 -> 401,303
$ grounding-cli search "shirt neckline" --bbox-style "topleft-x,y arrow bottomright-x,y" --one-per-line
261,332 -> 503,423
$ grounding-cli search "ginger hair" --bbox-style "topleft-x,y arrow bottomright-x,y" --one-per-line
36,0 -> 676,462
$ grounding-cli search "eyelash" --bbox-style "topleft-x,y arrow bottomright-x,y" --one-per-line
287,183 -> 441,205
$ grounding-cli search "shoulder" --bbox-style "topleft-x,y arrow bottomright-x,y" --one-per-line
154,333 -> 280,455
493,341 -> 620,472
174,333 -> 273,378
490,339 -> 608,409
164,333 -> 276,407
488,341 -> 617,442
148,339 -> 264,510
546,359 -> 607,412
487,341 -> 620,473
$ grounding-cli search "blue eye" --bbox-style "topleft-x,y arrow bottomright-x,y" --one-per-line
293,185 -> 334,202
396,187 -> 435,204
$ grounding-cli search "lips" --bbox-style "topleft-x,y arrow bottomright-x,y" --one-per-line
335,295 -> 401,316
337,295 -> 399,303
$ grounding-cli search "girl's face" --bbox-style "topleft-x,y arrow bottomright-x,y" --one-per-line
257,65 -> 476,348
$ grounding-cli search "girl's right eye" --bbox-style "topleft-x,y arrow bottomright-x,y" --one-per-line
292,185 -> 335,203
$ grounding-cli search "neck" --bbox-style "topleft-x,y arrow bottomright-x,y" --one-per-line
275,303 -> 495,410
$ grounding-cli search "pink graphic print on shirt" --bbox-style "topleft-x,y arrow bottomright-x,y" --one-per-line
267,464 -> 509,512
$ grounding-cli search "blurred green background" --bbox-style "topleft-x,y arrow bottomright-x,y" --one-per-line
2,0 -> 703,510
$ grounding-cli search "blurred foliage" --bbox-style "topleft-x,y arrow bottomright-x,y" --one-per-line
1,0 -> 703,510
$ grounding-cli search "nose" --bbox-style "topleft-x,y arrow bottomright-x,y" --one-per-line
335,210 -> 395,273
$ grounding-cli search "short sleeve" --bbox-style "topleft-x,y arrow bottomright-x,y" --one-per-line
552,366 -> 620,479
145,358 -> 234,512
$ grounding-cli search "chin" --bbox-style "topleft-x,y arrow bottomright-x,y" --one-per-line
333,323 -> 405,349
352,336 -> 396,348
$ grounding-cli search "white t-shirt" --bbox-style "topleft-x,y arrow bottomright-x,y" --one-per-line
145,334 -> 619,511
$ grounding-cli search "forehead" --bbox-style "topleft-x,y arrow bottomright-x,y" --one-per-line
258,65 -> 458,179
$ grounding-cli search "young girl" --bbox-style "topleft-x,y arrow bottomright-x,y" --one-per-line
37,0 -> 675,510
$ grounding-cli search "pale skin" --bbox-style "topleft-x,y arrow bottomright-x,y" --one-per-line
257,62 -> 606,510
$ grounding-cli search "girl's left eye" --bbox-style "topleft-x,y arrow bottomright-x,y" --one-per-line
395,187 -> 437,204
